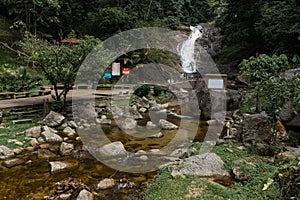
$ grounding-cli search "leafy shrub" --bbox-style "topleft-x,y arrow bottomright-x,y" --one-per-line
133,84 -> 150,98
0,64 -> 42,92
153,85 -> 162,96
275,157 -> 300,198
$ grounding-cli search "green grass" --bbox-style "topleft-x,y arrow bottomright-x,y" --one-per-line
143,142 -> 286,200
0,108 -> 40,149
0,122 -> 39,149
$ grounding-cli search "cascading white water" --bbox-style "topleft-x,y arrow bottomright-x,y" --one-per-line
178,25 -> 202,73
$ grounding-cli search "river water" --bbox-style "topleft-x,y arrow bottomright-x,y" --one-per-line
0,114 -> 208,199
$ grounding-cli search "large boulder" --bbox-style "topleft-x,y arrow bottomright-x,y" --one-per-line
239,113 -> 270,143
168,153 -> 229,177
43,111 -> 65,127
197,89 -> 226,120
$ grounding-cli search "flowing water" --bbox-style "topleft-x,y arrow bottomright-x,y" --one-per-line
177,25 -> 202,74
0,112 -> 208,199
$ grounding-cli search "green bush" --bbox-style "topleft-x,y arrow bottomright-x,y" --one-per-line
275,157 -> 300,198
0,64 -> 42,92
133,84 -> 150,98
153,86 -> 162,96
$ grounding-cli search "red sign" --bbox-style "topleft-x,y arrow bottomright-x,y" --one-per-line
122,68 -> 130,75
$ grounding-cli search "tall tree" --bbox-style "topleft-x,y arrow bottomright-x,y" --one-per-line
18,35 -> 101,107
255,0 -> 300,54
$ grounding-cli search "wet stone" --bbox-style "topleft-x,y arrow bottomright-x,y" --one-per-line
97,178 -> 116,189
43,111 -> 65,127
76,189 -> 93,200
38,149 -> 58,159
24,126 -> 41,138
159,119 -> 178,130
0,145 -> 14,160
60,142 -> 74,156
42,126 -> 63,143
3,158 -> 25,168
49,159 -> 80,174
30,138 -> 39,147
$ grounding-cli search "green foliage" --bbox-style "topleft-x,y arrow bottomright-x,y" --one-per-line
217,0 -> 300,64
1,0 -> 214,39
255,0 -> 300,54
18,35 -> 101,106
133,84 -> 150,98
239,54 -> 300,120
153,85 -> 162,96
144,143 -> 283,200
239,54 -> 289,81
275,156 -> 300,198
0,64 -> 42,92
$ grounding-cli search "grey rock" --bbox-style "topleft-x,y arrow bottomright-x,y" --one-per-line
111,106 -> 124,117
24,126 -> 41,138
146,121 -> 157,129
120,118 -> 137,130
159,119 -> 178,130
147,132 -> 163,138
60,142 -> 74,156
30,138 -> 39,147
97,178 -> 116,189
59,193 -> 72,200
0,145 -> 14,160
129,106 -> 143,119
98,118 -> 112,125
3,158 -> 25,168
37,137 -> 46,144
168,153 -> 229,177
285,147 -> 300,156
43,111 -> 65,127
239,113 -> 270,143
49,160 -> 79,174
77,189 -> 93,200
99,141 -> 127,156
139,107 -> 148,113
285,115 -> 300,128
63,127 -> 76,135
170,148 -> 192,159
42,126 -> 63,143
67,120 -> 78,129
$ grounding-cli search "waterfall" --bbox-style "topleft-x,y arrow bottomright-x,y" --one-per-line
178,25 -> 203,74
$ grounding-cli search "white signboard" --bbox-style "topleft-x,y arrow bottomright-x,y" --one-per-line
208,79 -> 224,89
112,62 -> 120,76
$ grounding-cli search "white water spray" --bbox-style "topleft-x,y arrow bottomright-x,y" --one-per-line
178,25 -> 202,73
